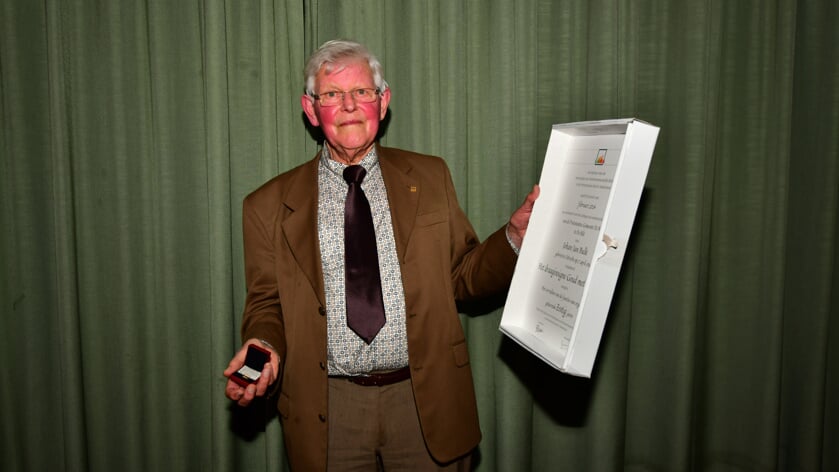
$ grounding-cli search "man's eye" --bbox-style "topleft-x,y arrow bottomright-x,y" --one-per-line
325,91 -> 338,98
356,89 -> 369,96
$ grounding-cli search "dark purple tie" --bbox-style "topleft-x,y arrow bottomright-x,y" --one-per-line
343,165 -> 386,344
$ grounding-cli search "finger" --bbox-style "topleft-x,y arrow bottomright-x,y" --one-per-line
222,360 -> 240,377
254,363 -> 274,396
522,184 -> 539,208
238,384 -> 257,407
225,379 -> 245,401
264,361 -> 276,384
528,184 -> 540,202
223,344 -> 250,377
255,379 -> 268,397
515,185 -> 540,221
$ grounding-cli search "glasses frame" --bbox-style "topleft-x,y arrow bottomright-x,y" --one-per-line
311,88 -> 381,107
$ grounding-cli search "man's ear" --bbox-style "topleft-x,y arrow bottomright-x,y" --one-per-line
301,95 -> 320,127
378,88 -> 391,121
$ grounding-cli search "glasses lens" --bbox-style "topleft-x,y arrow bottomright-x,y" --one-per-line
353,88 -> 378,102
320,91 -> 340,106
317,89 -> 378,106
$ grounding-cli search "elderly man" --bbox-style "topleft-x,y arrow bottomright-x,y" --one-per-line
224,39 -> 539,471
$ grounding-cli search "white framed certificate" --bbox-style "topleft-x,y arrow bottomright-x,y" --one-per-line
500,118 -> 659,377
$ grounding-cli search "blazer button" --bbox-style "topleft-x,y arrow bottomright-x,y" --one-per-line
318,414 -> 326,422
318,306 -> 327,316
319,361 -> 326,370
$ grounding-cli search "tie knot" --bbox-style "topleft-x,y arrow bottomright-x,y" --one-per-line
343,165 -> 366,185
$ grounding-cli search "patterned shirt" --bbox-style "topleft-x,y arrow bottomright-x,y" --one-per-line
318,145 -> 409,375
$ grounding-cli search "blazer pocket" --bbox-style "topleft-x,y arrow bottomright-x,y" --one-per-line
415,210 -> 446,227
452,340 -> 471,367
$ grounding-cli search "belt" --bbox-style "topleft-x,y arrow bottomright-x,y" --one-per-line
330,366 -> 411,387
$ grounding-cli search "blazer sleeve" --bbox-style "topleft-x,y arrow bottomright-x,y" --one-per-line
240,189 -> 288,363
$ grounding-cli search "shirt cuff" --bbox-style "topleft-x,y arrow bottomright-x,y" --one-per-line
505,224 -> 521,256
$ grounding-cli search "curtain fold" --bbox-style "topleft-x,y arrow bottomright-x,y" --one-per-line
782,1 -> 839,471
1,0 -> 836,470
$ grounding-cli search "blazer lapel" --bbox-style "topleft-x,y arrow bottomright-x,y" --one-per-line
281,148 -> 418,305
378,146 -> 419,262
281,156 -> 325,307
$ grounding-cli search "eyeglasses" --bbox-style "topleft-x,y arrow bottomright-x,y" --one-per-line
312,88 -> 380,107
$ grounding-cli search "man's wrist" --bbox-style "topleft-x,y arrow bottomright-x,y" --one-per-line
258,338 -> 276,351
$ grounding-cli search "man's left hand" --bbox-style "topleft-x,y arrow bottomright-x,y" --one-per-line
508,184 -> 540,249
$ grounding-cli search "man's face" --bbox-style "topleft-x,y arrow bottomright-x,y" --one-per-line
301,59 -> 390,164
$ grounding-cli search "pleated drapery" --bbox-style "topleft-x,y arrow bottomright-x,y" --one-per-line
2,1 -> 837,471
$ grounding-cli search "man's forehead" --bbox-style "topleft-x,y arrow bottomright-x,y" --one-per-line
320,59 -> 372,77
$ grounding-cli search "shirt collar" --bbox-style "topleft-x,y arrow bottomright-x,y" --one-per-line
320,144 -> 380,179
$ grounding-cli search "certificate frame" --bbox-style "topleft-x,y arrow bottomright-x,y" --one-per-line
500,118 -> 659,377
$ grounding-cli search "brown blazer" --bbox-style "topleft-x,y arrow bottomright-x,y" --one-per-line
240,145 -> 517,471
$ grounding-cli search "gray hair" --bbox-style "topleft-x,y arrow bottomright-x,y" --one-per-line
304,39 -> 389,96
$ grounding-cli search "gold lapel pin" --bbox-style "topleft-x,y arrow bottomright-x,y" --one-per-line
410,185 -> 417,192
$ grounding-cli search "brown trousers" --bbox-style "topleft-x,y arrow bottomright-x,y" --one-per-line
326,377 -> 473,471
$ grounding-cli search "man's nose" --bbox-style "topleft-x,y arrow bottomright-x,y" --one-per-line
340,91 -> 357,110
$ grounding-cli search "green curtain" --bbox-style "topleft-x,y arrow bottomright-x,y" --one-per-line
1,0 -> 836,471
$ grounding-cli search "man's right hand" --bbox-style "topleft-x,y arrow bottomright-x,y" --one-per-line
223,339 -> 279,407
